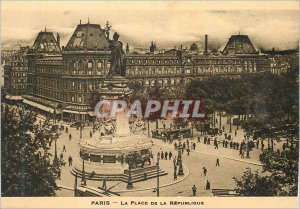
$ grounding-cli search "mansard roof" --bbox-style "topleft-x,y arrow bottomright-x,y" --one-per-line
222,35 -> 258,55
65,23 -> 109,51
31,31 -> 61,53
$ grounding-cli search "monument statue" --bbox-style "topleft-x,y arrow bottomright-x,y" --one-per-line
108,32 -> 126,77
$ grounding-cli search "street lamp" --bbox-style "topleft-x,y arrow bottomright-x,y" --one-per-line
80,125 -> 83,140
156,157 -> 160,197
177,140 -> 184,176
53,138 -> 58,167
126,162 -> 133,189
81,158 -> 86,186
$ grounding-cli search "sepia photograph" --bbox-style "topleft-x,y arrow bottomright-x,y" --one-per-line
0,0 -> 299,208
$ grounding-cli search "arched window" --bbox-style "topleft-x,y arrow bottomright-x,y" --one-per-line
78,60 -> 84,74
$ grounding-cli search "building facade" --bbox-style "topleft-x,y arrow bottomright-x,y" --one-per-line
3,22 -> 297,122
3,47 -> 29,101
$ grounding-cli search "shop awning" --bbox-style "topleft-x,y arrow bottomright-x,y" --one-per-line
63,109 -> 88,115
23,99 -> 55,113
4,95 -> 22,100
88,111 -> 95,117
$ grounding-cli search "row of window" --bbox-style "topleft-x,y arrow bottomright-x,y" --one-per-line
36,89 -> 85,103
11,79 -> 26,83
11,73 -> 26,77
36,67 -> 61,75
67,60 -> 109,70
127,58 -> 180,65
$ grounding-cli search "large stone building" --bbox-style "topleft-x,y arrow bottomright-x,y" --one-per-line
4,21 -> 296,122
3,47 -> 29,101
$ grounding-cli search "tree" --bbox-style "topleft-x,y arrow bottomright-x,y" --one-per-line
235,67 -> 299,196
234,168 -> 281,196
1,105 -> 64,196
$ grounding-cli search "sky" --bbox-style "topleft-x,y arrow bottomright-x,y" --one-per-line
1,1 -> 299,51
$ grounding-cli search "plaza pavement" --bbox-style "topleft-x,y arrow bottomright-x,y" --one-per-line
51,115 -> 284,197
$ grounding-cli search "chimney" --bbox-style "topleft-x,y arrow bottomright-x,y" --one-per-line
204,34 -> 208,55
56,33 -> 60,48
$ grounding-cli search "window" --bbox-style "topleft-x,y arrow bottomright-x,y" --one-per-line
88,61 -> 93,69
97,61 -> 103,69
71,96 -> 75,102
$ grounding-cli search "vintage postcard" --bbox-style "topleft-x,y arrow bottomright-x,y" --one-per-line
1,0 -> 299,208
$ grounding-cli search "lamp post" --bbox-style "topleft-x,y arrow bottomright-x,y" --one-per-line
80,124 -> 83,140
177,140 -> 184,176
53,138 -> 58,167
229,115 -> 232,133
74,173 -> 78,197
156,157 -> 160,197
81,158 -> 86,186
126,162 -> 133,189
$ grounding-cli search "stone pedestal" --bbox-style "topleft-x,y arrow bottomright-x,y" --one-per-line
98,76 -> 132,100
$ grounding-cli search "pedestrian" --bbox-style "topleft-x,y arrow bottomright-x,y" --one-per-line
90,131 -> 92,138
169,151 -> 172,160
207,138 -> 210,145
246,150 -> 250,158
63,145 -> 66,152
174,142 -> 177,150
241,150 -> 245,158
68,156 -> 73,166
192,185 -> 197,196
193,142 -> 196,150
174,171 -> 177,181
187,148 -> 190,156
157,152 -> 160,160
261,143 -> 265,150
102,177 -> 107,190
233,142 -> 236,149
216,158 -> 220,166
204,137 -> 207,144
230,141 -> 233,148
203,167 -> 207,176
216,118 -> 218,124
69,133 -> 72,141
206,180 -> 211,190
197,136 -> 200,143
165,151 -> 168,160
214,139 -> 218,149
66,127 -> 68,133
282,143 -> 286,151
161,151 -> 164,160
57,170 -> 61,180
236,142 -> 239,150
235,130 -> 237,136
222,126 -> 225,132
222,140 -> 225,147
60,153 -> 63,159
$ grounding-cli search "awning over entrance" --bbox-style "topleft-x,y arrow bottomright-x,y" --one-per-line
23,99 -> 55,113
5,95 -> 23,101
88,111 -> 95,117
63,110 -> 88,115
